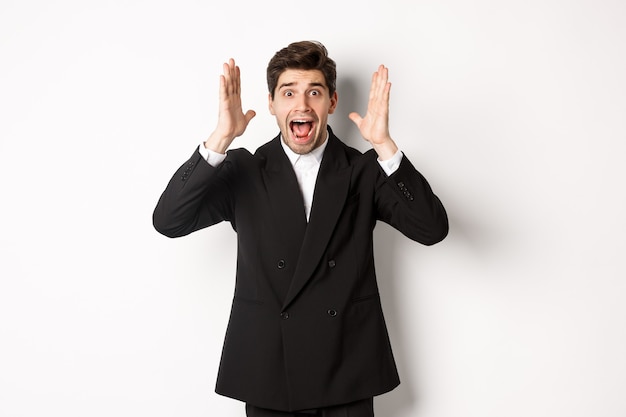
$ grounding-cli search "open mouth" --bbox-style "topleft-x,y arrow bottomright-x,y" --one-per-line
290,120 -> 314,142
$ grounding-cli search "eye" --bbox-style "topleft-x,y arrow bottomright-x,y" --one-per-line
284,90 -> 293,97
309,90 -> 320,96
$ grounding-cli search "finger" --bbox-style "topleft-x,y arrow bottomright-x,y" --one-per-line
235,64 -> 241,96
368,70 -> 378,102
227,58 -> 241,96
219,74 -> 226,99
223,59 -> 239,96
383,81 -> 391,103
369,66 -> 385,106
223,59 -> 235,78
374,65 -> 388,99
222,62 -> 233,95
348,112 -> 363,126
244,109 -> 256,124
378,64 -> 388,81
372,66 -> 391,110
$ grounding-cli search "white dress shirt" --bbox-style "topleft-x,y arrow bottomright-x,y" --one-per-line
279,135 -> 328,221
198,134 -> 403,222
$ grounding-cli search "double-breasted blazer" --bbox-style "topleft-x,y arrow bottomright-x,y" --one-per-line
153,127 -> 448,412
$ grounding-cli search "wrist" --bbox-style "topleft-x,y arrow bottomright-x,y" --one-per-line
204,131 -> 233,154
372,138 -> 398,161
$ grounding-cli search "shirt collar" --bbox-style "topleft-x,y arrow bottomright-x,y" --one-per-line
280,130 -> 329,167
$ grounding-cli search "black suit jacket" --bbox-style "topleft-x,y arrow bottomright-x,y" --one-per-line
153,127 -> 448,411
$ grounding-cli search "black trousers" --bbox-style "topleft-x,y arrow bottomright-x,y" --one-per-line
245,398 -> 374,417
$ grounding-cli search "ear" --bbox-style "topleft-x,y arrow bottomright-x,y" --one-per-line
268,93 -> 276,115
328,91 -> 338,114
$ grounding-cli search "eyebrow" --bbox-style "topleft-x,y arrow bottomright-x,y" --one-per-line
278,81 -> 326,90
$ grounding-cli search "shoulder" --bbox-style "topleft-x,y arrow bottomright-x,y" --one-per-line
325,128 -> 366,164
225,147 -> 254,159
252,134 -> 281,160
220,147 -> 255,169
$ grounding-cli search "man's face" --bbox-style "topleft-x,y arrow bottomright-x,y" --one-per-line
269,69 -> 338,155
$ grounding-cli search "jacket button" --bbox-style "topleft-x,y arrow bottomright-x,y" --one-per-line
328,260 -> 336,268
280,312 -> 289,320
327,309 -> 337,317
277,259 -> 286,269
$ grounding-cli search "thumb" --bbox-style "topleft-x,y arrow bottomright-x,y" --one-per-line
348,112 -> 362,127
244,110 -> 256,124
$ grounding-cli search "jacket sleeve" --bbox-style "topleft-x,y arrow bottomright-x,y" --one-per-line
152,147 -> 236,238
374,152 -> 449,245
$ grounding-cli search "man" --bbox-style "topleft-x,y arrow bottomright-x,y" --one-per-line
153,41 -> 448,417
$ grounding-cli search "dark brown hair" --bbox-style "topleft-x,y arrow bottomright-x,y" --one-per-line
266,41 -> 337,99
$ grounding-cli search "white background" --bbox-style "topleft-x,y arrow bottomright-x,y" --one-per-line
1,1 -> 625,416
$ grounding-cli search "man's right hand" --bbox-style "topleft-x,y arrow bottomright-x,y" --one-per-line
204,58 -> 256,154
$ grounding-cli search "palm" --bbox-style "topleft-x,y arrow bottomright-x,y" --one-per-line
215,59 -> 256,142
349,65 -> 392,145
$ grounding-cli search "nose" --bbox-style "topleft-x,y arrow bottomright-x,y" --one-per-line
294,94 -> 311,112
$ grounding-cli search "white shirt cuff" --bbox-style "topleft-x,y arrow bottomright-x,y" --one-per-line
198,143 -> 227,167
378,150 -> 403,176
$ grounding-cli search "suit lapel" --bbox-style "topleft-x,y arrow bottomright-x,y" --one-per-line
261,136 -> 308,250
282,133 -> 352,309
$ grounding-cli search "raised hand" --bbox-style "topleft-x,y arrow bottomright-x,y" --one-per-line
205,58 -> 256,153
348,65 -> 398,160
